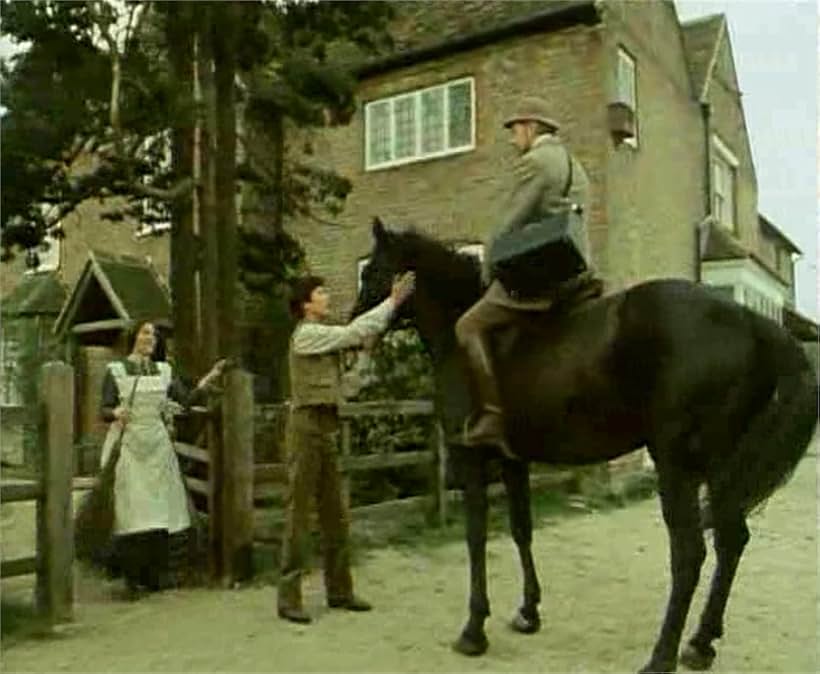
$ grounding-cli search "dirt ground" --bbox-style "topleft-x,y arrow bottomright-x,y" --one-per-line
2,452 -> 816,673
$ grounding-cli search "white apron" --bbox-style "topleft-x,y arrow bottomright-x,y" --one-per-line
100,362 -> 191,536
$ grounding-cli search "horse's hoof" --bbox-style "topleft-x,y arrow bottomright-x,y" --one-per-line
679,643 -> 715,671
638,660 -> 677,673
510,609 -> 541,634
452,632 -> 489,656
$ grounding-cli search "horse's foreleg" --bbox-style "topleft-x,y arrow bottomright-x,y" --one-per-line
452,450 -> 490,656
501,458 -> 541,634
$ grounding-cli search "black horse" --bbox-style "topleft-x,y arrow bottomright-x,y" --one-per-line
353,218 -> 818,673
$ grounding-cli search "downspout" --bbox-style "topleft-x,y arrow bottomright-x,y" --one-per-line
696,101 -> 713,283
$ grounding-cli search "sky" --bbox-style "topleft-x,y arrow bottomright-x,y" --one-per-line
676,0 -> 818,320
1,1 -> 817,320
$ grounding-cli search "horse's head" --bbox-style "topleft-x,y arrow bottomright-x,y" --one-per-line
352,217 -> 417,322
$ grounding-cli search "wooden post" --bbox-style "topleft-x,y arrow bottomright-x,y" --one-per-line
220,368 -> 254,585
206,402 -> 223,582
36,362 -> 74,623
339,419 -> 352,512
430,421 -> 448,527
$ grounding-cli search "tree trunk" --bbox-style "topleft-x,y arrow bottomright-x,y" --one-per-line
196,3 -> 219,369
270,112 -> 284,234
213,3 -> 240,360
167,3 -> 198,377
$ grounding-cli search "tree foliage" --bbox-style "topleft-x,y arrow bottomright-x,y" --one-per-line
1,0 -> 394,283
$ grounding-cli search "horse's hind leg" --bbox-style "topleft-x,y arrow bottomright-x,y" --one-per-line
680,490 -> 750,671
452,447 -> 491,656
641,460 -> 706,674
501,458 -> 541,634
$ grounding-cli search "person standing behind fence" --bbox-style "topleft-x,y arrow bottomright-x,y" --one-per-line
278,271 -> 415,624
100,320 -> 226,599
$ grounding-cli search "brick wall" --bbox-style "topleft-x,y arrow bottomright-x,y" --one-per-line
286,23 -> 607,320
601,0 -> 704,290
1,195 -> 170,303
704,37 -> 759,254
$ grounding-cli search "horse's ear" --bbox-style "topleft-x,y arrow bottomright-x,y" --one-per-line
372,217 -> 386,241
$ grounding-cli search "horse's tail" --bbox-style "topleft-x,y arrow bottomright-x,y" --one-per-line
713,319 -> 817,520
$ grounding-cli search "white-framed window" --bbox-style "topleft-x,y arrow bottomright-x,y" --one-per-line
739,284 -> 782,324
136,131 -> 172,238
24,231 -> 61,273
24,204 -> 61,274
357,257 -> 371,293
457,243 -> 484,264
776,247 -> 792,277
365,77 -> 475,171
616,47 -> 638,146
712,135 -> 738,234
0,326 -> 22,406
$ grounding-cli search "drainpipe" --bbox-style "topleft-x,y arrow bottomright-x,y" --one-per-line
696,101 -> 713,283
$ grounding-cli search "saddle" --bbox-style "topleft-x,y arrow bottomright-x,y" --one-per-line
493,271 -> 605,357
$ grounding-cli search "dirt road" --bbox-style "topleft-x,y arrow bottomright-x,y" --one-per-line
2,454 -> 816,673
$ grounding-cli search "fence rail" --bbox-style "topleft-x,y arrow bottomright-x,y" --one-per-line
0,362 -> 74,625
250,399 -> 447,543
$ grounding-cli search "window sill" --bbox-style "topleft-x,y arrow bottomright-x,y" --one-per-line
365,145 -> 475,172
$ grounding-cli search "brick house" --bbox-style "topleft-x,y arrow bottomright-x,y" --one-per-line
684,12 -> 803,323
2,1 -> 812,467
285,0 -> 804,330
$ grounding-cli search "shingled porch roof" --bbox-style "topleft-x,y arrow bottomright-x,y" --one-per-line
53,251 -> 171,337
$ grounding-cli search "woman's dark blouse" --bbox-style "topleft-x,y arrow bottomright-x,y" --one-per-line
100,359 -> 206,422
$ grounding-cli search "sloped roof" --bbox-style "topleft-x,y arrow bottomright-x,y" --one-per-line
1,272 -> 67,317
54,251 -> 171,336
356,0 -> 599,77
681,13 -> 724,101
389,0 -> 564,51
759,214 -> 801,255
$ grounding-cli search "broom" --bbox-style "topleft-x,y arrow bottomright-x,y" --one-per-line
74,375 -> 140,571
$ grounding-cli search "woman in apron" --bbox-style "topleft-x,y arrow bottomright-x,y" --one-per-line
100,320 -> 225,597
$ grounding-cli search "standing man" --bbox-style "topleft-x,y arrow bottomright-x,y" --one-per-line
455,96 -> 592,457
278,271 -> 415,624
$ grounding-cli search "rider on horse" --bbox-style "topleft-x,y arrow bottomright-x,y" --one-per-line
455,96 -> 595,457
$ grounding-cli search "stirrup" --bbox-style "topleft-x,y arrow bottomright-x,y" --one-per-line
462,411 -> 517,460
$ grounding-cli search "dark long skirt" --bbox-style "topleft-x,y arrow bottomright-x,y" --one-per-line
110,528 -> 193,593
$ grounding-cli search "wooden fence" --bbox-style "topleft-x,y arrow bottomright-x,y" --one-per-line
0,364 -> 256,611
251,399 -> 448,543
1,362 -> 75,624
2,364 -> 602,602
172,368 -> 254,585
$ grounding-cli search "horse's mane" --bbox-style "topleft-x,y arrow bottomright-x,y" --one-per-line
392,227 -> 483,306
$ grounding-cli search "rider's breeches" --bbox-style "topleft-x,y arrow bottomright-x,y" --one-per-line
455,281 -> 551,412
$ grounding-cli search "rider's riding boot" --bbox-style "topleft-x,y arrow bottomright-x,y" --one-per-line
461,333 -> 514,458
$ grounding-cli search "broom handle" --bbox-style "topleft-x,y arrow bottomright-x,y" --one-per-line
102,372 -> 142,474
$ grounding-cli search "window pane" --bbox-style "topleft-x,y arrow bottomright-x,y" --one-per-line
367,101 -> 392,166
393,95 -> 416,160
1,333 -> 21,406
725,165 -> 735,226
448,81 -> 472,149
617,50 -> 636,108
713,194 -> 724,224
712,160 -> 723,194
421,88 -> 445,154
357,258 -> 370,292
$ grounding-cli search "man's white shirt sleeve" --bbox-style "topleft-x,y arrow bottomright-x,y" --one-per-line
291,298 -> 395,355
